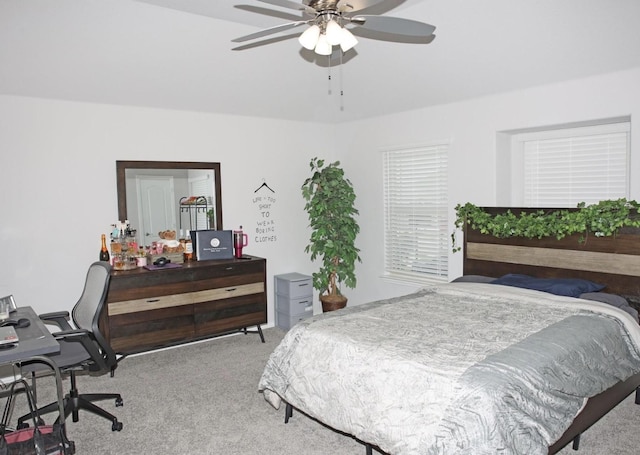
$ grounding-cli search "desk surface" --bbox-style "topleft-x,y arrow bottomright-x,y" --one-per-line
0,306 -> 60,364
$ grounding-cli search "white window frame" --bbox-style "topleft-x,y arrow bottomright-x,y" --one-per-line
382,143 -> 449,284
507,119 -> 630,207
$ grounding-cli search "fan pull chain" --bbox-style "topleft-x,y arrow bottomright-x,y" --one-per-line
327,55 -> 332,95
339,51 -> 344,111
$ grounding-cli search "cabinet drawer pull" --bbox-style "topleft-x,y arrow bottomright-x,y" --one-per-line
225,267 -> 234,271
226,288 -> 237,292
146,299 -> 161,303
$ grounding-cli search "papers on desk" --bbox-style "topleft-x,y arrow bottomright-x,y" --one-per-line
0,326 -> 18,348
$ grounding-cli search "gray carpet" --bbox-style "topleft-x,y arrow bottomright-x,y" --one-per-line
10,327 -> 640,454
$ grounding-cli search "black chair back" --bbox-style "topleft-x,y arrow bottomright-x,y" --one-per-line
71,261 -> 116,373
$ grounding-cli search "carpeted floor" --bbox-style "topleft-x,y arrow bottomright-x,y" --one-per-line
7,327 -> 640,454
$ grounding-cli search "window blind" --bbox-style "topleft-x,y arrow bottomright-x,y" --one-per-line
518,122 -> 630,207
383,144 -> 449,281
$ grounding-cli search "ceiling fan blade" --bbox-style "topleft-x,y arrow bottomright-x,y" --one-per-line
335,0 -> 386,13
232,33 -> 301,51
258,0 -> 309,12
351,15 -> 436,38
232,20 -> 310,43
234,5 -> 305,22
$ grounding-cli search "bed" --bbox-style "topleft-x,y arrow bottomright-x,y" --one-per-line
259,207 -> 640,454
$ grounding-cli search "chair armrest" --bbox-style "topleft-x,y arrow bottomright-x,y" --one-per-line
52,328 -> 110,372
51,329 -> 89,339
39,311 -> 73,331
39,311 -> 70,320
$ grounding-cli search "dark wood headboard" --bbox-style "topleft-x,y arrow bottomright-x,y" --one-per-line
463,207 -> 640,311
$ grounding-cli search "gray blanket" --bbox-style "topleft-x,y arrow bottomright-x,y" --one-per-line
259,283 -> 640,455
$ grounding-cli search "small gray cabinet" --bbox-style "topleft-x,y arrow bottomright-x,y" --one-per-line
274,273 -> 313,330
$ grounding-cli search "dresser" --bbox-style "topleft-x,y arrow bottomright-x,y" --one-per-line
100,256 -> 266,354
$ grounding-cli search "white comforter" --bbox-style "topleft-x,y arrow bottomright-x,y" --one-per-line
258,283 -> 640,455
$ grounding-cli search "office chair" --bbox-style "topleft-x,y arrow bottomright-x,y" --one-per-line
18,261 -> 124,431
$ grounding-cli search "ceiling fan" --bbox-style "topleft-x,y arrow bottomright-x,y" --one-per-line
231,0 -> 436,55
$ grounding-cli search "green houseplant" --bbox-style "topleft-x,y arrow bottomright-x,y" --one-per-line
302,158 -> 361,312
451,199 -> 640,252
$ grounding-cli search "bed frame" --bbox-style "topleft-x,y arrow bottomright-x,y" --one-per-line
463,207 -> 640,454
284,207 -> 640,454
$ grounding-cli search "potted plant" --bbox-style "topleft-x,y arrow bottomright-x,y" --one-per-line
302,158 -> 361,312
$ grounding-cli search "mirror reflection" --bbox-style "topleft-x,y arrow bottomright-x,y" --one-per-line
116,161 -> 223,247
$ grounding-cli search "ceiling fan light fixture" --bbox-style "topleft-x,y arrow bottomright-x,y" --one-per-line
325,19 -> 343,46
339,27 -> 358,52
299,24 -> 321,50
314,34 -> 332,55
231,1 -> 437,63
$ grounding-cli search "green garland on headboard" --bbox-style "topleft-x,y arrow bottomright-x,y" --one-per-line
452,199 -> 640,252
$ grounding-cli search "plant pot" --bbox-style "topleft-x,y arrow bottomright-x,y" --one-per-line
320,294 -> 347,312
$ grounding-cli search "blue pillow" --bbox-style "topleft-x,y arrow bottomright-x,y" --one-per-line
491,274 -> 605,298
580,292 -> 639,321
451,275 -> 496,283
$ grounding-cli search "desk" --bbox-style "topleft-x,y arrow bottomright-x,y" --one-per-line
0,306 -> 59,363
0,306 -> 74,453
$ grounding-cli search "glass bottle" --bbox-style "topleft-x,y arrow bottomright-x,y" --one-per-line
179,229 -> 187,254
184,230 -> 193,261
99,234 -> 110,262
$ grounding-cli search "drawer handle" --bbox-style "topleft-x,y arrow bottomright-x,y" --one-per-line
298,283 -> 309,287
298,300 -> 310,305
146,299 -> 160,303
225,267 -> 234,271
226,288 -> 237,292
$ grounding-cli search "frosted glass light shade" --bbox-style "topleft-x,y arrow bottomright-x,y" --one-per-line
325,20 -> 343,46
314,34 -> 332,55
340,27 -> 358,52
299,24 -> 321,50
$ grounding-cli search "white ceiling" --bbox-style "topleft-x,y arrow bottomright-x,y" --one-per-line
2,0 -> 640,123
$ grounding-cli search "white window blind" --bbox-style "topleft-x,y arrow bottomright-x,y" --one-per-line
383,144 -> 449,282
516,122 -> 630,207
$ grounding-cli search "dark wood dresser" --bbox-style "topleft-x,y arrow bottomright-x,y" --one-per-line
100,256 -> 266,354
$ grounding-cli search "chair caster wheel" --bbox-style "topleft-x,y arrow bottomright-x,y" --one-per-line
115,397 -> 123,407
112,421 -> 123,431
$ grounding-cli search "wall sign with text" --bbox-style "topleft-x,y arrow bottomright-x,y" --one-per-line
253,180 -> 277,243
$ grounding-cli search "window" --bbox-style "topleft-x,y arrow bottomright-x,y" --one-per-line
383,144 -> 449,282
188,171 -> 215,230
508,120 -> 630,207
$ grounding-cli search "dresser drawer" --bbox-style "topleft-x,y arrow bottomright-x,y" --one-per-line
276,294 -> 313,317
276,311 -> 312,331
195,294 -> 266,337
274,273 -> 313,299
109,305 -> 194,352
108,293 -> 192,315
109,282 -> 264,315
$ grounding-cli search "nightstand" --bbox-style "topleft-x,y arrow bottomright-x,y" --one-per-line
274,273 -> 313,331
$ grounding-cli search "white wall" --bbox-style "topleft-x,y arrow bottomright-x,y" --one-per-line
1,67 -> 638,320
337,67 -> 640,307
0,95 -> 339,321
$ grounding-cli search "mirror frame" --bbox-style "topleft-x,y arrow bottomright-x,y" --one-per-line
116,160 -> 223,230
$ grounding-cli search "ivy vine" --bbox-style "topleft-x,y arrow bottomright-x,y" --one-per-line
451,199 -> 640,252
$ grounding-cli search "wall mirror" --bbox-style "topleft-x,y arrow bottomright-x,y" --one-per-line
116,161 -> 223,247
